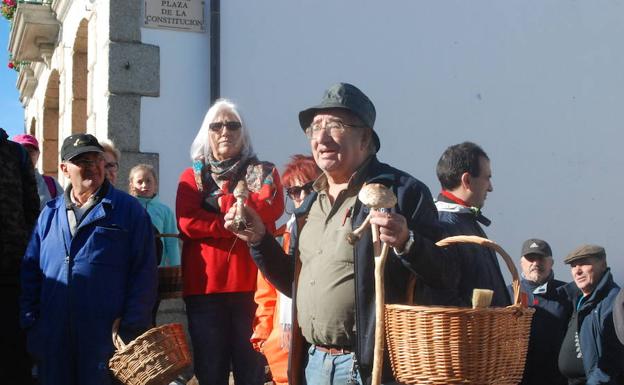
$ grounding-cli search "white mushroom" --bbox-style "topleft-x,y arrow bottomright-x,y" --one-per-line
346,183 -> 397,245
358,182 -> 397,209
232,180 -> 249,231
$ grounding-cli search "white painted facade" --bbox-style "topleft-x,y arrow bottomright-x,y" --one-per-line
11,0 -> 624,284
215,1 -> 624,284
139,13 -> 211,208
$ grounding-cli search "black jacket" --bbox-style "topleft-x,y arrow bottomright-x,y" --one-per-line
0,128 -> 39,286
429,197 -> 511,307
507,274 -> 569,385
250,157 -> 457,385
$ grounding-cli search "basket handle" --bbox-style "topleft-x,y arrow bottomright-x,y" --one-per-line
406,235 -> 522,307
111,318 -> 126,351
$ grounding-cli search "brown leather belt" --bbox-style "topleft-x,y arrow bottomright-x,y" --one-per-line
314,344 -> 352,355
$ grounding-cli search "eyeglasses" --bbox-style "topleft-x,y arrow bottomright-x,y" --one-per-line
305,120 -> 366,140
105,162 -> 119,171
209,121 -> 242,132
285,181 -> 314,199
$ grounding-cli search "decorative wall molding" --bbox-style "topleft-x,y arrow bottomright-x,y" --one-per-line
8,3 -> 60,62
16,64 -> 38,105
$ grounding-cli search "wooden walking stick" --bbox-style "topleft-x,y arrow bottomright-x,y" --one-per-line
348,183 -> 397,385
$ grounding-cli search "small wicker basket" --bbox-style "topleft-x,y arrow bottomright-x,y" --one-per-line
383,235 -> 535,385
109,320 -> 192,385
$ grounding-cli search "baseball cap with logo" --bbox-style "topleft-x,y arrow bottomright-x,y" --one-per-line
61,134 -> 104,161
521,238 -> 552,258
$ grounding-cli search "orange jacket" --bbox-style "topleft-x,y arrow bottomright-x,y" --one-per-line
251,224 -> 291,385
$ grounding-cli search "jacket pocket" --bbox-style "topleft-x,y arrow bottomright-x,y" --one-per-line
88,226 -> 129,267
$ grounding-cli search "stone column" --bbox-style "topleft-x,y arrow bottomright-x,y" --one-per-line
99,0 -> 161,192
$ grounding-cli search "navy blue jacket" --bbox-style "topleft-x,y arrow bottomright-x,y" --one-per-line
614,288 -> 624,346
508,274 -> 569,385
250,157 -> 457,385
560,270 -> 623,385
431,198 -> 510,307
20,181 -> 158,384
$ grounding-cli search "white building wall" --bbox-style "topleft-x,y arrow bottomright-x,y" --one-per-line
91,0 -> 111,141
20,0 -> 107,184
216,0 -> 624,284
139,5 -> 211,208
24,64 -> 45,153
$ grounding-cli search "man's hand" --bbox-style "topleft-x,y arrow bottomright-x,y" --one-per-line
224,205 -> 267,244
369,210 -> 410,250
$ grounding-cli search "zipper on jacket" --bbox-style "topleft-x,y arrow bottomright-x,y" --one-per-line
62,231 -> 76,372
352,201 -> 363,367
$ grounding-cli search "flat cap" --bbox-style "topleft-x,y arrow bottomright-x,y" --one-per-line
563,244 -> 606,264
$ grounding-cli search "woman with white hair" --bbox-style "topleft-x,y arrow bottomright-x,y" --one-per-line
176,99 -> 284,385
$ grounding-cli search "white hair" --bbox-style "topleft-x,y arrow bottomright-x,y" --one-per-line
190,99 -> 254,162
99,138 -> 121,162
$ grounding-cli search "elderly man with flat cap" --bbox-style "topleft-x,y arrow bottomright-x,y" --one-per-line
224,83 -> 456,385
558,245 -> 623,385
20,133 -> 157,385
508,239 -> 567,385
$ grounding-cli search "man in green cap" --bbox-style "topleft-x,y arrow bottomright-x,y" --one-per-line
558,244 -> 623,384
224,83 -> 456,385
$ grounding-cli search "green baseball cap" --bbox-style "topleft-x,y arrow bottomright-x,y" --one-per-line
298,82 -> 380,152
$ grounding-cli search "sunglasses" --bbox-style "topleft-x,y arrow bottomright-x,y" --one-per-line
209,121 -> 242,132
285,181 -> 314,199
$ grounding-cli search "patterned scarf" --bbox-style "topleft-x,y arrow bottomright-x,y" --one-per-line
193,151 -> 258,193
208,154 -> 246,189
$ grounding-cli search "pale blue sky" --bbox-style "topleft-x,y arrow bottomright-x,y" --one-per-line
0,19 -> 25,138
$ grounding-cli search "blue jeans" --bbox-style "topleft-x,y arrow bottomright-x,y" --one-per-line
185,293 -> 266,385
305,345 -> 362,385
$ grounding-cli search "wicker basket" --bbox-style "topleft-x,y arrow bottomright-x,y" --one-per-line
109,320 -> 192,385
384,235 -> 535,385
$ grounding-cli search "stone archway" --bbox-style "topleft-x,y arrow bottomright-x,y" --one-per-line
71,18 -> 88,134
42,70 -> 60,178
